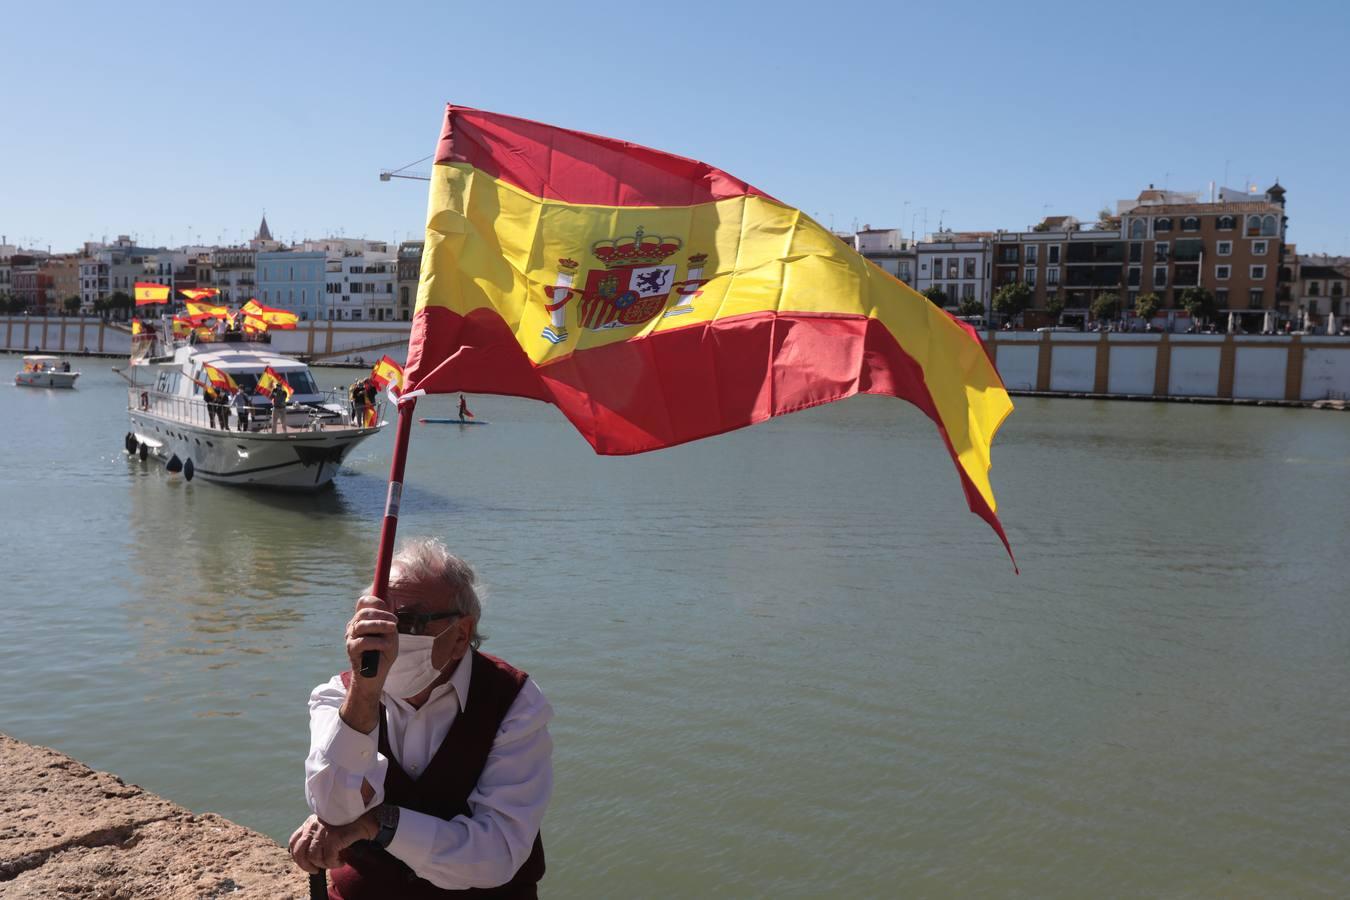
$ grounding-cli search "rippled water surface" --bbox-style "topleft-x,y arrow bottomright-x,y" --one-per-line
3,353 -> 1348,897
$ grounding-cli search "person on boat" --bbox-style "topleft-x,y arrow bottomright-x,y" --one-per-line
231,387 -> 250,432
271,386 -> 286,433
61,361 -> 70,372
363,378 -> 379,427
203,385 -> 219,429
458,394 -> 474,421
289,538 -> 551,896
349,379 -> 365,426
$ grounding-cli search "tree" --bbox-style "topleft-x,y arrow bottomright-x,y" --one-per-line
1096,207 -> 1119,230
1091,291 -> 1120,321
108,291 -> 133,321
1178,286 -> 1216,328
1135,292 -> 1160,324
957,296 -> 984,318
992,282 -> 1033,323
1045,293 -> 1066,320
921,286 -> 949,307
63,296 -> 82,315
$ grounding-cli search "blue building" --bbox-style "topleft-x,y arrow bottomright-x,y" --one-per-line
255,251 -> 327,321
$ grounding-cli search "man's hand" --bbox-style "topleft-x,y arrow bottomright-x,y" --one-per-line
287,813 -> 377,873
346,594 -> 398,682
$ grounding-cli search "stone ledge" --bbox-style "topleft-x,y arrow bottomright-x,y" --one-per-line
0,733 -> 307,899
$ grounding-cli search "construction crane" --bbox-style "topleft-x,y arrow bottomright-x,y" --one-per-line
379,153 -> 432,182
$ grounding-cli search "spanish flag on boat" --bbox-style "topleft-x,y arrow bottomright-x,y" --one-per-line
201,363 -> 239,393
179,288 -> 220,302
404,106 -> 1014,558
256,366 -> 292,399
242,299 -> 299,330
134,282 -> 172,306
185,300 -> 228,323
369,355 -> 404,394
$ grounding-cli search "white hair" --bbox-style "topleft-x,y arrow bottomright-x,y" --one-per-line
392,537 -> 484,648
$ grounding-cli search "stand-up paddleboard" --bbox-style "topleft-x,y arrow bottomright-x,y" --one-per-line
419,417 -> 489,426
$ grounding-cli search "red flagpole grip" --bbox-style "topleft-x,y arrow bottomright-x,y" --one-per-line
360,395 -> 418,677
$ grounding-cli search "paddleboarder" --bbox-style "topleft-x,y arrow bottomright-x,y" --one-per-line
458,394 -> 473,422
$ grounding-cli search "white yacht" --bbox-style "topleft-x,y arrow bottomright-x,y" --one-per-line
15,355 -> 80,389
123,329 -> 384,489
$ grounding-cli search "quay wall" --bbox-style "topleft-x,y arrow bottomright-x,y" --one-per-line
5,316 -> 1350,404
0,732 -> 306,898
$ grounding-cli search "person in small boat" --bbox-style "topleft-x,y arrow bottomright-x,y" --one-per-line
231,387 -> 250,432
289,538 -> 552,896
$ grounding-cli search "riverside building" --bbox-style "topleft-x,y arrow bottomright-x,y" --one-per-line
915,232 -> 992,312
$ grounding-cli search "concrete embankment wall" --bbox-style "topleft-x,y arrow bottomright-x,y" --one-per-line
0,316 -> 413,365
986,331 -> 1350,403
0,732 -> 306,899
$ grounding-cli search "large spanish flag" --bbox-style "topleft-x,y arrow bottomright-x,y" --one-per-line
134,282 -> 172,306
242,299 -> 299,330
406,106 -> 1014,556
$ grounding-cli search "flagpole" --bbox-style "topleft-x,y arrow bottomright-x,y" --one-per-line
309,390 -> 417,899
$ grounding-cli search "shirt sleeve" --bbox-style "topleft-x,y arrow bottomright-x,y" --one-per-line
304,675 -> 388,825
384,678 -> 554,890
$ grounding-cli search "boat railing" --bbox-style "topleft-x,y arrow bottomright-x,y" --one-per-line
127,387 -> 383,432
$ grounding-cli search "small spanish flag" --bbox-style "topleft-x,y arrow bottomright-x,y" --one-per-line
134,282 -> 172,306
256,365 -> 293,399
131,319 -> 145,336
185,300 -> 228,323
370,355 -> 405,394
242,314 -> 269,335
179,288 -> 221,301
242,299 -> 299,330
202,363 -> 239,393
170,317 -> 194,339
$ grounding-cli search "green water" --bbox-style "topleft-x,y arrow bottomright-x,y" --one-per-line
3,354 -> 1348,897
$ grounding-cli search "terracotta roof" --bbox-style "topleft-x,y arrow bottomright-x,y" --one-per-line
1123,201 -> 1281,216
1300,265 -> 1349,279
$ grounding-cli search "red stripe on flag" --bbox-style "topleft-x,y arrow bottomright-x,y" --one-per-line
405,305 -> 1014,565
434,105 -> 774,207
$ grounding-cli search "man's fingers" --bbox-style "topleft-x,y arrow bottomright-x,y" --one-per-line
350,617 -> 396,636
348,633 -> 396,655
355,594 -> 389,612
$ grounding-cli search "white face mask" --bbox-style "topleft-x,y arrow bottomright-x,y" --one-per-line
383,634 -> 448,699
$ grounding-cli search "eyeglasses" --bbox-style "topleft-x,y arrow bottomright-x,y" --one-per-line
395,610 -> 458,635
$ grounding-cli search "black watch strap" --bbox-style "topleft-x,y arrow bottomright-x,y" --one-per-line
373,804 -> 400,848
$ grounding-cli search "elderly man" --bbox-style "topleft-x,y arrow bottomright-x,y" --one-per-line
289,539 -> 552,897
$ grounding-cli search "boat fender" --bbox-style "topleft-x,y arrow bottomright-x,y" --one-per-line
138,442 -> 148,461
166,454 -> 183,474
183,458 -> 194,482
139,391 -> 149,410
125,432 -> 136,454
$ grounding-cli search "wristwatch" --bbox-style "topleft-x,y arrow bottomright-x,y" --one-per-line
373,804 -> 400,849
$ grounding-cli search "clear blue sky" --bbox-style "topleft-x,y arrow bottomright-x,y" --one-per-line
4,0 -> 1347,255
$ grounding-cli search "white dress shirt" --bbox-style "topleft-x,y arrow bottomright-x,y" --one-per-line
305,652 -> 553,890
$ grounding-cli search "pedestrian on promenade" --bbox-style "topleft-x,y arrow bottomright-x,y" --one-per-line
231,388 -> 249,432
288,538 -> 552,895
271,386 -> 286,433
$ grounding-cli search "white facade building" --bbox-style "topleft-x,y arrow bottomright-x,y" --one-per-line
853,227 -> 916,285
915,232 -> 993,310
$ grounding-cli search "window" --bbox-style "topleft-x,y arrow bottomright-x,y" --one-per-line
947,259 -> 959,278
1127,267 -> 1141,287
1174,239 -> 1203,261
400,286 -> 410,305
1216,265 -> 1231,280
998,246 -> 1018,263
1047,267 -> 1060,286
929,257 -> 941,275
1047,245 -> 1060,264
1129,219 -> 1147,239
1261,215 -> 1277,236
1252,240 -> 1267,255
964,257 -> 976,278
1218,215 -> 1235,231
1154,266 -> 1168,287
1215,288 -> 1228,308
1248,289 -> 1264,309
1334,282 -> 1345,297
962,284 -> 975,300
289,266 -> 294,280
288,289 -> 293,303
1182,216 -> 1200,232
1025,245 -> 1038,265
1308,281 -> 1321,296
1025,268 -> 1036,287
1250,265 -> 1266,280
1155,217 -> 1172,233
263,290 -> 268,302
1246,215 -> 1261,236
1129,242 -> 1142,263
1155,242 -> 1169,262
1217,241 -> 1232,256
1175,264 -> 1199,286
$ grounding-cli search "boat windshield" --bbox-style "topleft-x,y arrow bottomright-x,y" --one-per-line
229,369 -> 319,395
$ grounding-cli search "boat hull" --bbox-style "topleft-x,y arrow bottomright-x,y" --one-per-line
127,411 -> 378,489
16,372 -> 79,389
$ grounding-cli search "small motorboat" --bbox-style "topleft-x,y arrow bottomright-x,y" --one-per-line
15,355 -> 80,389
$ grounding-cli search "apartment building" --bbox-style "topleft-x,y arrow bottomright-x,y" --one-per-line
915,232 -> 992,310
396,241 -> 424,321
1297,255 -> 1348,318
210,247 -> 257,307
256,250 -> 326,321
853,227 -> 915,285
992,222 -> 1124,321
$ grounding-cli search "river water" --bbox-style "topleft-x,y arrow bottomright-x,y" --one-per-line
2,353 -> 1347,898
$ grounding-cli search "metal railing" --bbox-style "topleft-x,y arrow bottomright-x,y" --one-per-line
127,387 -> 383,432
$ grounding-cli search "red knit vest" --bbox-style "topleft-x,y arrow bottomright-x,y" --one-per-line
329,651 -> 546,899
